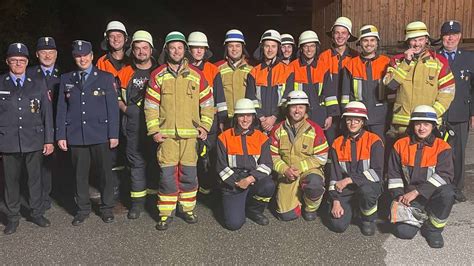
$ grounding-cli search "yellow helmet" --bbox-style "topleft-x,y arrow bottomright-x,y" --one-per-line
405,21 -> 430,41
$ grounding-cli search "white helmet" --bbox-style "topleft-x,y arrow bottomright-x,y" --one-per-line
234,98 -> 256,114
405,21 -> 430,41
342,101 -> 368,119
224,29 -> 245,45
410,105 -> 438,124
286,91 -> 310,106
358,25 -> 380,42
104,21 -> 127,37
260,29 -> 281,44
298,30 -> 320,46
326,17 -> 357,42
281,34 -> 295,45
131,30 -> 153,48
188,31 -> 209,48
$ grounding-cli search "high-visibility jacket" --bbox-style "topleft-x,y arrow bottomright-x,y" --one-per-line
318,47 -> 359,106
342,54 -> 391,125
216,127 -> 273,187
215,59 -> 252,118
116,64 -> 154,107
387,134 -> 453,200
284,57 -> 338,127
383,50 -> 455,126
270,117 -> 329,178
96,53 -> 128,77
194,61 -> 227,122
329,130 -> 384,200
245,58 -> 289,119
144,58 -> 214,138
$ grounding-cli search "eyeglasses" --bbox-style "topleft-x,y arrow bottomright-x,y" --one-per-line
8,59 -> 28,65
346,118 -> 363,124
302,44 -> 317,50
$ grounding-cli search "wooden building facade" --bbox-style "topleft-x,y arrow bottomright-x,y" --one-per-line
312,0 -> 474,53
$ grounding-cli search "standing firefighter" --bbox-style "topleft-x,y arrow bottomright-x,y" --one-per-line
216,29 -> 252,126
145,31 -> 214,230
270,91 -> 329,221
437,20 -> 474,202
280,33 -> 296,65
188,31 -> 227,195
216,98 -> 275,230
384,21 -> 455,138
327,102 -> 384,236
116,30 -> 157,219
341,25 -> 391,140
97,20 -> 129,76
284,30 -> 337,131
388,105 -> 455,248
246,29 -> 289,132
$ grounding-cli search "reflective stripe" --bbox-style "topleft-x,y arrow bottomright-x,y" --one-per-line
388,178 -> 404,189
424,61 -> 441,70
393,114 -> 411,124
131,190 -> 147,198
274,159 -> 287,173
201,115 -> 213,126
363,169 -> 380,182
228,155 -> 237,168
146,87 -> 161,102
361,204 -> 378,216
313,141 -> 329,154
200,98 -> 214,108
402,166 -> 410,181
438,72 -> 454,86
185,74 -> 200,84
255,86 -> 261,102
199,86 -> 212,99
429,215 -> 447,228
256,164 -> 272,175
219,167 -> 234,181
433,101 -> 446,115
300,160 -> 309,172
427,173 -> 447,187
341,95 -> 350,104
147,188 -> 158,194
158,195 -> 178,201
328,180 -> 336,191
220,67 -> 232,75
362,159 -> 370,171
253,195 -> 271,202
314,153 -> 328,164
325,96 -> 338,106
158,205 -> 176,211
303,130 -> 316,138
339,162 -> 348,174
394,67 -> 408,79
304,195 -> 322,212
439,84 -> 455,94
217,102 -> 228,112
180,191 -> 197,199
146,119 -> 159,129
353,79 -> 362,101
270,145 -> 279,154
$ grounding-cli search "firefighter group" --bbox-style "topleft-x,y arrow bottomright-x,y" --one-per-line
1,16 -> 473,249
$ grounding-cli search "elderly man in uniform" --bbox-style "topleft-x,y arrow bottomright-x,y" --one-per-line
56,40 -> 120,226
0,43 -> 54,235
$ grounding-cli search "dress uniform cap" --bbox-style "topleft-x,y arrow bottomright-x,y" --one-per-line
440,20 -> 461,36
72,40 -> 92,57
298,30 -> 320,46
281,34 -> 295,46
6,42 -> 29,58
224,29 -> 246,45
36,37 -> 57,51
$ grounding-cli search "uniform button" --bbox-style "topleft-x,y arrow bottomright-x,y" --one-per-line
18,107 -> 22,110
19,117 -> 22,120
19,126 -> 22,129
82,102 -> 85,105
18,98 -> 21,101
81,92 -> 85,95
105,119 -> 108,123
82,111 -> 86,114
83,121 -> 86,124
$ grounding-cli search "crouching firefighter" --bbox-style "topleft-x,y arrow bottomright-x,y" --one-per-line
388,105 -> 455,248
327,101 -> 384,236
270,91 -> 329,221
216,98 -> 275,230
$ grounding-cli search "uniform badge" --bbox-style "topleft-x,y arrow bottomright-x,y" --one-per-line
30,98 -> 41,113
93,90 -> 99,96
460,70 -> 465,80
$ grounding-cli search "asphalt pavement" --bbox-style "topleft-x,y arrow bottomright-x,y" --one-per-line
1,132 -> 473,264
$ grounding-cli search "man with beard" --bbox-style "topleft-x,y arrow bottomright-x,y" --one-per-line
116,30 -> 157,219
283,30 -> 337,133
384,21 -> 455,138
280,34 -> 296,65
341,25 -> 391,140
215,29 -> 252,127
145,31 -> 214,230
246,29 -> 289,133
270,91 -> 328,221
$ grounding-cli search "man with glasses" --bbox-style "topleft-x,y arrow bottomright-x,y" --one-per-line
0,43 -> 54,234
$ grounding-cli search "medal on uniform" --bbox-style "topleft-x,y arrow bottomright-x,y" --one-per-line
460,70 -> 464,80
93,90 -> 99,96
30,99 -> 40,113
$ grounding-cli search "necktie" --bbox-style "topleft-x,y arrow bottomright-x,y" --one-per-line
447,52 -> 455,65
45,70 -> 51,77
79,72 -> 87,89
16,78 -> 22,88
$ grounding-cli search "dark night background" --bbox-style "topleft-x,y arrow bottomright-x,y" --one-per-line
0,0 -> 311,72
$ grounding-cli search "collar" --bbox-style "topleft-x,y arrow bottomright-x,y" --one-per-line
260,57 -> 279,69
78,65 -> 92,76
9,72 -> 26,84
40,65 -> 55,75
442,48 -> 457,55
233,126 -> 255,136
409,132 -> 435,147
360,53 -> 379,62
299,56 -> 317,67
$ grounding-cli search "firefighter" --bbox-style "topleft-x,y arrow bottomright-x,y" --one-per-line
246,29 -> 289,133
216,98 -> 275,230
145,31 -> 214,230
270,91 -> 329,221
56,40 -> 120,225
327,101 -> 384,236
97,20 -> 129,76
388,105 -> 455,248
187,31 -> 227,195
383,21 -> 455,139
341,25 -> 391,140
116,30 -> 157,219
26,37 -> 62,212
215,29 -> 252,127
319,16 -> 359,144
283,30 -> 338,131
280,33 -> 296,65
1,43 -> 54,235
437,20 -> 474,202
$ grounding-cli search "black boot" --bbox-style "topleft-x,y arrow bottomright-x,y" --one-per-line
247,212 -> 269,226
127,200 -> 144,220
4,221 -> 19,235
156,216 -> 173,231
302,210 -> 318,221
360,221 -> 376,236
421,225 -> 444,248
181,211 -> 198,224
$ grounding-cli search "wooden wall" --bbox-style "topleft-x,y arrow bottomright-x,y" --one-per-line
313,0 -> 474,52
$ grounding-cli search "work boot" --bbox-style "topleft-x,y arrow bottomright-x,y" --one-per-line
247,212 -> 269,226
360,221 -> 376,236
455,191 -> 467,203
421,226 -> 444,248
4,221 -> 19,235
156,216 -> 173,231
182,212 -> 198,224
302,210 -> 318,221
71,214 -> 89,226
101,212 -> 115,223
31,215 -> 51,228
127,202 -> 144,220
